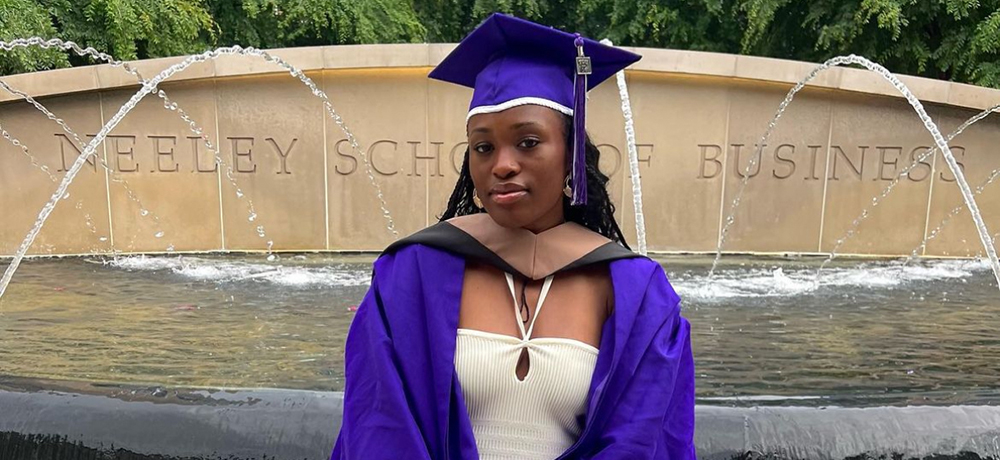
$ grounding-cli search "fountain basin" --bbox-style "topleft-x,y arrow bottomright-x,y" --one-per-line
2,376 -> 999,460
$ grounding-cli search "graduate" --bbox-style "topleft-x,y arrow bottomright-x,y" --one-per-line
332,13 -> 695,460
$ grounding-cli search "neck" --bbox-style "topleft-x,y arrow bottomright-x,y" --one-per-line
522,206 -> 566,234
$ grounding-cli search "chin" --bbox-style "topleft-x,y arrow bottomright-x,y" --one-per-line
483,208 -> 533,229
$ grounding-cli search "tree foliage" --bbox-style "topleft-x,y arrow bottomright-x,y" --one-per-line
211,0 -> 425,48
0,0 -> 67,74
48,0 -> 215,61
0,0 -> 998,88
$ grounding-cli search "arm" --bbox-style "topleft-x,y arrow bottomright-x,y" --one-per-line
331,274 -> 433,460
654,317 -> 696,459
584,266 -> 696,459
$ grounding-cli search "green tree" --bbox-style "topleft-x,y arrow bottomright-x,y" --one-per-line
736,0 -> 1000,87
1,0 -> 999,88
0,0 -> 215,72
0,0 -> 68,74
48,0 -> 215,61
210,0 -> 426,48
446,0 -> 1000,87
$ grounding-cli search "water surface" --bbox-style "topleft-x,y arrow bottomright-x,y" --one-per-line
1,254 -> 997,407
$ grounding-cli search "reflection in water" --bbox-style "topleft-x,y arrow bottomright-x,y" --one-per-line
0,254 -> 997,407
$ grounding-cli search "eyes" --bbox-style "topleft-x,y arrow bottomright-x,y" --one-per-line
473,137 -> 540,154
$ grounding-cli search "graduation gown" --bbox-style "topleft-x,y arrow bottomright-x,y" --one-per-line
332,214 -> 695,459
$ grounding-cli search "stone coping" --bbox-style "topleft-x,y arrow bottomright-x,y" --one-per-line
1,376 -> 999,459
2,44 -> 999,112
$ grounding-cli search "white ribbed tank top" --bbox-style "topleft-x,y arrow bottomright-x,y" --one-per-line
454,273 -> 599,460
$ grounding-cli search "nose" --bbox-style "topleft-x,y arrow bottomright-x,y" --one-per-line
492,146 -> 520,179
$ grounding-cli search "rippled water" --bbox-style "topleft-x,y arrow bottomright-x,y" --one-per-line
0,254 -> 997,407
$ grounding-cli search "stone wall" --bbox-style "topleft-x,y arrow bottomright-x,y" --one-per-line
2,378 -> 999,459
2,45 -> 999,257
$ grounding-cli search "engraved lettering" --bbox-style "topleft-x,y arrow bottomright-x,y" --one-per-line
635,144 -> 653,170
805,145 -> 822,181
876,146 -> 902,181
334,139 -> 357,175
596,144 -> 622,177
368,140 -> 398,176
408,141 -> 443,177
188,136 -> 218,173
229,137 -> 256,173
830,145 -> 867,180
150,135 -> 179,173
939,146 -> 966,182
109,135 -> 138,172
55,133 -> 98,172
731,144 -> 762,178
773,144 -> 796,179
266,137 -> 297,175
697,144 -> 723,179
449,142 -> 468,175
906,146 -> 933,182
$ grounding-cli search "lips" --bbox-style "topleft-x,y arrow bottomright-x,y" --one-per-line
489,183 -> 528,205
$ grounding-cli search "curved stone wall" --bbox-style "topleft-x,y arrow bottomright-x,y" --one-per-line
1,44 -> 999,257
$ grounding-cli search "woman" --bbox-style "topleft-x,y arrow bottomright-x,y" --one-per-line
333,13 -> 694,459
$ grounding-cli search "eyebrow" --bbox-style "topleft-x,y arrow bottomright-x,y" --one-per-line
512,121 -> 541,130
468,120 -> 542,136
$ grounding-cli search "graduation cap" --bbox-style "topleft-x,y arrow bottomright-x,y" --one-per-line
428,13 -> 641,206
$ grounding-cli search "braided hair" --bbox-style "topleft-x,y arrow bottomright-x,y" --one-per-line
440,114 -> 631,249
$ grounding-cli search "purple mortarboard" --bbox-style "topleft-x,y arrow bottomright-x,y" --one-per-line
429,13 -> 641,205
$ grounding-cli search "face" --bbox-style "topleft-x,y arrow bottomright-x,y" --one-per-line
467,105 -> 567,233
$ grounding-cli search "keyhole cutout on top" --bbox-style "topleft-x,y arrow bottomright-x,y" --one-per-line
505,273 -> 553,382
515,349 -> 530,381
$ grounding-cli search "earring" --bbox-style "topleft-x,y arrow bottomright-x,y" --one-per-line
473,190 -> 484,209
563,175 -> 572,198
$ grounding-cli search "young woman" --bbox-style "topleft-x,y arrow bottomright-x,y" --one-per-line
333,13 -> 695,459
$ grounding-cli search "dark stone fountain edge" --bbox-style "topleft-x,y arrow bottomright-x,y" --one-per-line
0,376 -> 998,460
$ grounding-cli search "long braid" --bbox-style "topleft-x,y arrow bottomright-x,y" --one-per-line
440,146 -> 484,220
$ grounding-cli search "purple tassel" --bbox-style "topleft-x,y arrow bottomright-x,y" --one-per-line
571,34 -> 589,206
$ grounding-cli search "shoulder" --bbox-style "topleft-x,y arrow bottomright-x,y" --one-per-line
609,256 -> 682,314
608,254 -> 665,279
382,220 -> 469,256
372,239 -> 463,286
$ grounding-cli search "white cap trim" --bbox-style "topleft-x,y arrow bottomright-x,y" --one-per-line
466,97 -> 573,121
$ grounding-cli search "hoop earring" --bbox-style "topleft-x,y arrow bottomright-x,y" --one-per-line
473,189 -> 484,209
563,175 -> 572,198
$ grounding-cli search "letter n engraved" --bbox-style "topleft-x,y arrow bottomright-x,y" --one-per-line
55,133 -> 98,172
830,146 -> 867,180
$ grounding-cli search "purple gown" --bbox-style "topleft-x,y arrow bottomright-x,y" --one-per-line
332,220 -> 695,459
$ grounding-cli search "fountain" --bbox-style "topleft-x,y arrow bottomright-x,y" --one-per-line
0,39 -> 397,299
709,55 -> 1000,289
1,41 -> 1000,459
